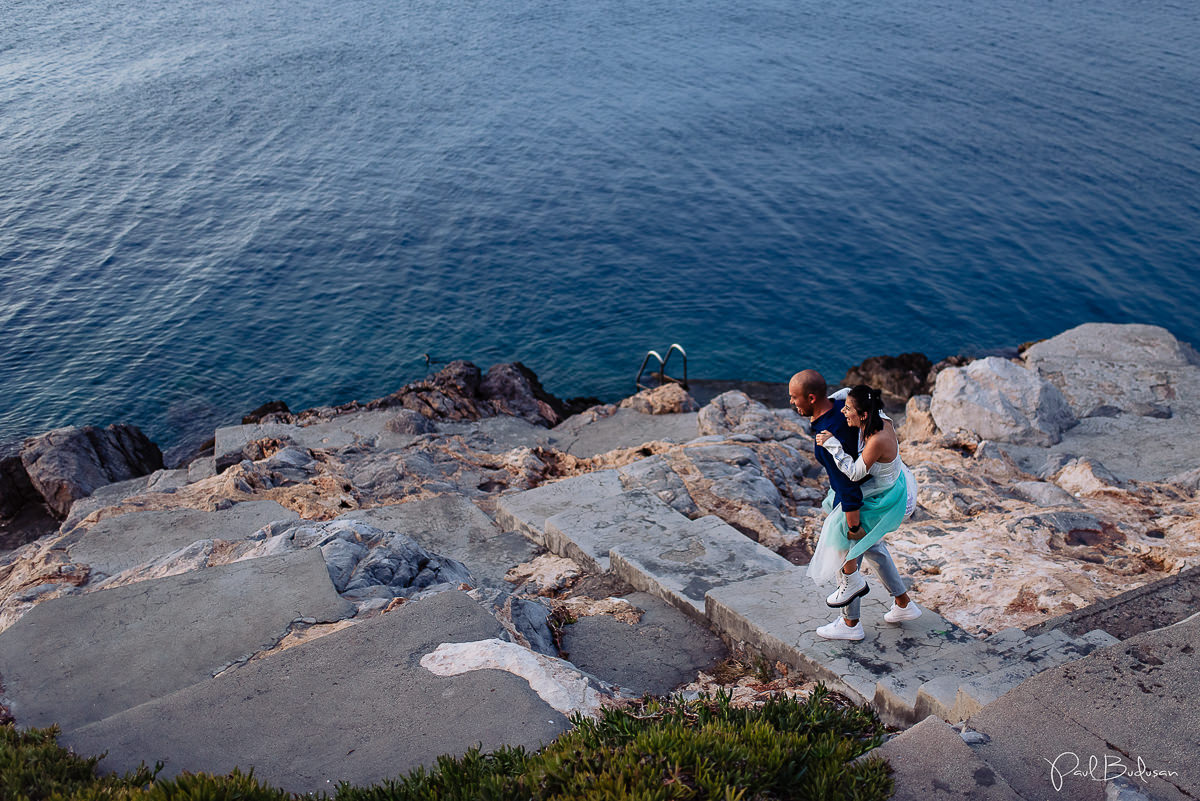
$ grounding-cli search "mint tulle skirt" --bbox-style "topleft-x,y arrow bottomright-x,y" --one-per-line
807,463 -> 916,586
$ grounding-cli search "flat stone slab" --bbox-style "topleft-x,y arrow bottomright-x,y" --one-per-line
549,409 -> 699,458
0,549 -> 354,731
560,592 -> 726,696
967,615 -> 1199,801
64,469 -> 191,529
436,416 -> 555,453
63,591 -> 570,795
55,500 -> 298,580
610,515 -> 793,621
493,470 -> 623,545
865,716 -> 1023,801
215,411 -> 416,469
705,568 -> 978,716
543,489 -> 692,573
336,496 -> 536,589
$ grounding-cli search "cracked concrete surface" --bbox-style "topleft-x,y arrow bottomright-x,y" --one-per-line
0,549 -> 353,731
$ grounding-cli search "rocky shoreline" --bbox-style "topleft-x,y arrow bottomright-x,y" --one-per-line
2,322 -> 1199,641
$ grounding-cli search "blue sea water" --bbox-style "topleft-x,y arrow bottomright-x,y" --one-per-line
2,0 -> 1199,457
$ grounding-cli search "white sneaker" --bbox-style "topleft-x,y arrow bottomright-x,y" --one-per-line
884,601 -> 922,623
826,570 -> 869,607
817,617 -> 864,641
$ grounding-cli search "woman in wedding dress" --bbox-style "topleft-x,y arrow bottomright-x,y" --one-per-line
808,384 -> 921,641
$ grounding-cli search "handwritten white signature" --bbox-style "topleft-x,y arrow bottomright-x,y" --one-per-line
1046,752 -> 1180,792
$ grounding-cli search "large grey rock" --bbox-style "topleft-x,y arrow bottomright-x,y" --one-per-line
698,391 -> 790,441
436,415 -> 556,453
63,468 -> 190,530
214,411 -> 412,471
263,518 -> 474,596
337,496 -> 534,590
55,500 -> 299,581
617,455 -> 700,517
1023,323 -> 1200,418
20,425 -> 164,517
676,443 -> 790,537
931,357 -> 1077,446
0,549 -> 354,731
0,450 -> 40,520
62,591 -> 569,794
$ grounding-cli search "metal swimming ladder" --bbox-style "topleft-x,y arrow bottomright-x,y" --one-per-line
635,343 -> 687,392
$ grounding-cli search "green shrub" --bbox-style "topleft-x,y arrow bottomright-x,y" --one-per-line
0,724 -> 154,801
2,685 -> 892,801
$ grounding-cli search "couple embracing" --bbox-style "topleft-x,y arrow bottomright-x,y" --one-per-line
789,370 -> 920,641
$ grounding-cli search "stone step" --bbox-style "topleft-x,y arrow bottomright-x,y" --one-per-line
0,549 -> 354,732
609,514 -> 794,623
59,591 -> 571,795
548,409 -> 699,458
704,567 -> 977,713
861,716 -> 1024,801
964,614 -> 1199,801
542,489 -> 694,573
52,500 -> 299,581
953,628 -> 1120,722
335,495 -> 536,590
493,470 -> 624,546
903,629 -> 1104,724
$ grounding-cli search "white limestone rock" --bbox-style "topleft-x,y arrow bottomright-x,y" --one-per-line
420,637 -> 614,717
698,391 -> 791,442
930,357 -> 1077,446
1023,323 -> 1200,419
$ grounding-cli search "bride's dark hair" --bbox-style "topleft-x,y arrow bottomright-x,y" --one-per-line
848,384 -> 886,439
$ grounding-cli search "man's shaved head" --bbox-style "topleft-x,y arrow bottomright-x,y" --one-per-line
789,369 -> 827,398
789,370 -> 827,418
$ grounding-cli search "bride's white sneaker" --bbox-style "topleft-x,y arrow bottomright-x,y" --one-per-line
816,617 -> 864,641
826,569 -> 869,607
884,601 -> 922,623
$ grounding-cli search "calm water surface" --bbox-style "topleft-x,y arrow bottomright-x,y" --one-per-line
2,0 -> 1198,456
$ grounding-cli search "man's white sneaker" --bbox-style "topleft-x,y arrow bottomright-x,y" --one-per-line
826,569 -> 869,607
816,617 -> 864,641
884,601 -> 922,623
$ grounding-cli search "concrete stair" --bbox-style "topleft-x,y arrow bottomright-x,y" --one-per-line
494,466 -> 1129,730
873,614 -> 1200,800
878,627 -> 1119,725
